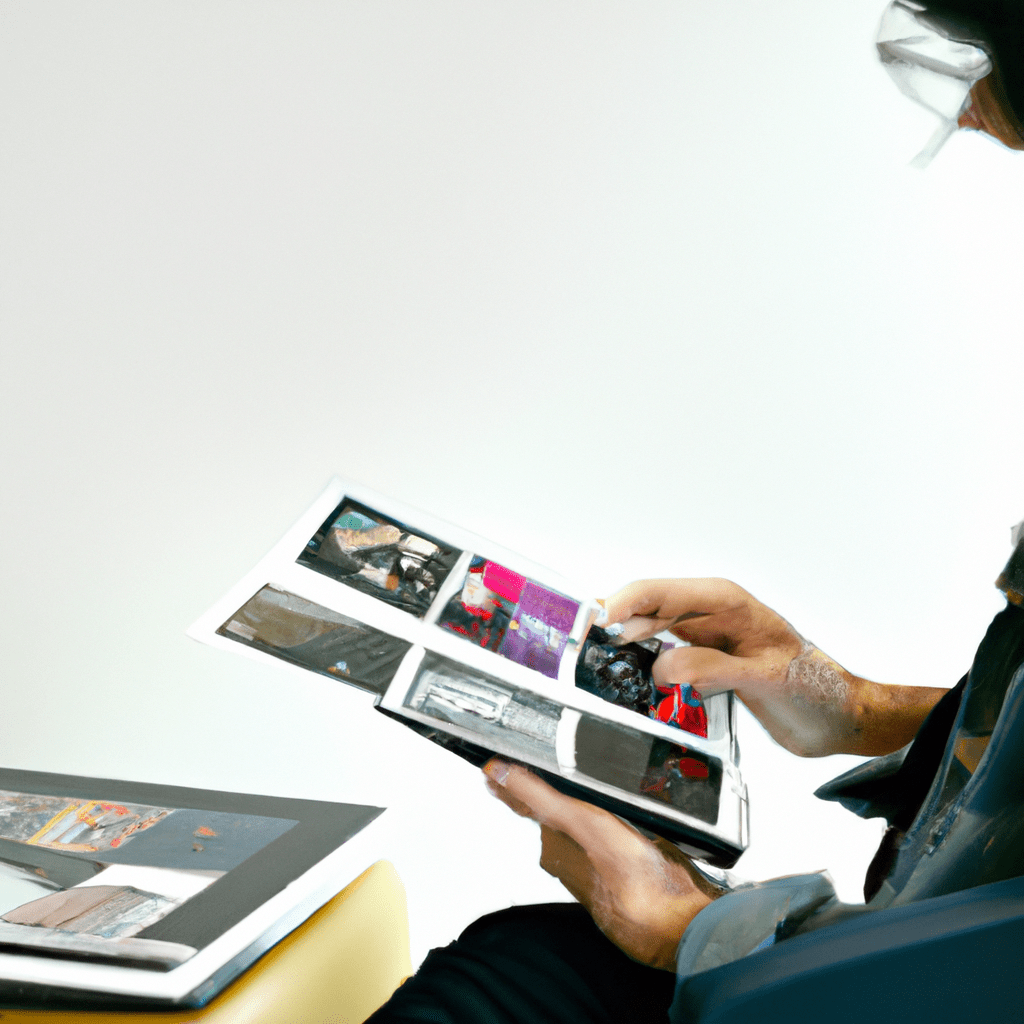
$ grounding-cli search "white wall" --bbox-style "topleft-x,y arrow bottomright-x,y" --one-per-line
1,1 -> 1021,972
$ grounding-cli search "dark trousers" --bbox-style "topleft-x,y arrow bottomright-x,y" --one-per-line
366,902 -> 677,1024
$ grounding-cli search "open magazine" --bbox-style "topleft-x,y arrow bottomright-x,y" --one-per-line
189,478 -> 749,867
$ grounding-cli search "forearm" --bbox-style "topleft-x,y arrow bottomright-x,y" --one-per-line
843,676 -> 949,756
737,642 -> 948,757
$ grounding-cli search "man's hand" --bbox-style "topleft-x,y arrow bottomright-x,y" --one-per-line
600,578 -> 947,757
482,758 -> 720,971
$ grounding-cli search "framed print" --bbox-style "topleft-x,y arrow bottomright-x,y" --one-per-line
0,767 -> 386,1009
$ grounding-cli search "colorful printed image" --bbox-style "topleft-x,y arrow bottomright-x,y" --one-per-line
574,717 -> 722,826
2,883 -> 180,939
0,789 -> 299,965
649,683 -> 708,736
575,627 -> 708,737
218,584 -> 412,695
298,500 -> 461,617
0,791 -> 174,856
437,557 -> 580,679
0,851 -> 221,966
0,790 -> 296,873
638,738 -> 719,821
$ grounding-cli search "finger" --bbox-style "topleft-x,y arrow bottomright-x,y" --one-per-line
652,644 -> 747,696
593,600 -> 666,646
601,578 -> 746,635
484,777 -> 536,819
598,584 -> 686,645
615,614 -> 671,645
538,825 -> 595,903
485,775 -> 605,909
599,580 -> 678,631
483,760 -> 625,847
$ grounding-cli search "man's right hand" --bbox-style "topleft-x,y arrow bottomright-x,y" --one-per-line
599,578 -> 946,758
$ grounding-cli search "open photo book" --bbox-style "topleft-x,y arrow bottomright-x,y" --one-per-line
0,767 -> 387,1009
188,478 -> 750,868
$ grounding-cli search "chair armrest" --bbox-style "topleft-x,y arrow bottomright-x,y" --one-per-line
675,873 -> 1024,1024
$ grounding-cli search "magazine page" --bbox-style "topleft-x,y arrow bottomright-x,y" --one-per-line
188,478 -> 596,695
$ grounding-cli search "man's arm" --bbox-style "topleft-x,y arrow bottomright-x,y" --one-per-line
726,642 -> 948,757
601,578 -> 948,758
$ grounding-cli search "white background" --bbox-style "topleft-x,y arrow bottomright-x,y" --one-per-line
1,1 -> 1021,973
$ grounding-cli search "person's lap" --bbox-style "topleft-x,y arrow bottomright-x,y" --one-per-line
366,902 -> 677,1024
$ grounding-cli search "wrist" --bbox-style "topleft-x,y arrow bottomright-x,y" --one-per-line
647,888 -> 720,972
735,641 -> 861,757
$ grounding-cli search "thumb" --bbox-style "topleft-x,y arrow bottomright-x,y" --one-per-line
652,645 -> 746,696
483,760 -> 626,847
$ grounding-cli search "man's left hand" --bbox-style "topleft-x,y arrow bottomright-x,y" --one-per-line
483,758 -> 721,971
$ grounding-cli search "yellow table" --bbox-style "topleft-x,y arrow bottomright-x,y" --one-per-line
1,860 -> 412,1024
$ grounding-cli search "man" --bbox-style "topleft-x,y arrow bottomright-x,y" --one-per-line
368,4 -> 1024,1021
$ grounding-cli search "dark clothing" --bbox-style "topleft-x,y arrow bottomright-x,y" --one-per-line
925,1 -> 1024,126
365,903 -> 677,1024
816,601 -> 1024,910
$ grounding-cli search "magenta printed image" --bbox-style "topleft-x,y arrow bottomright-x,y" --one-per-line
437,556 -> 579,678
